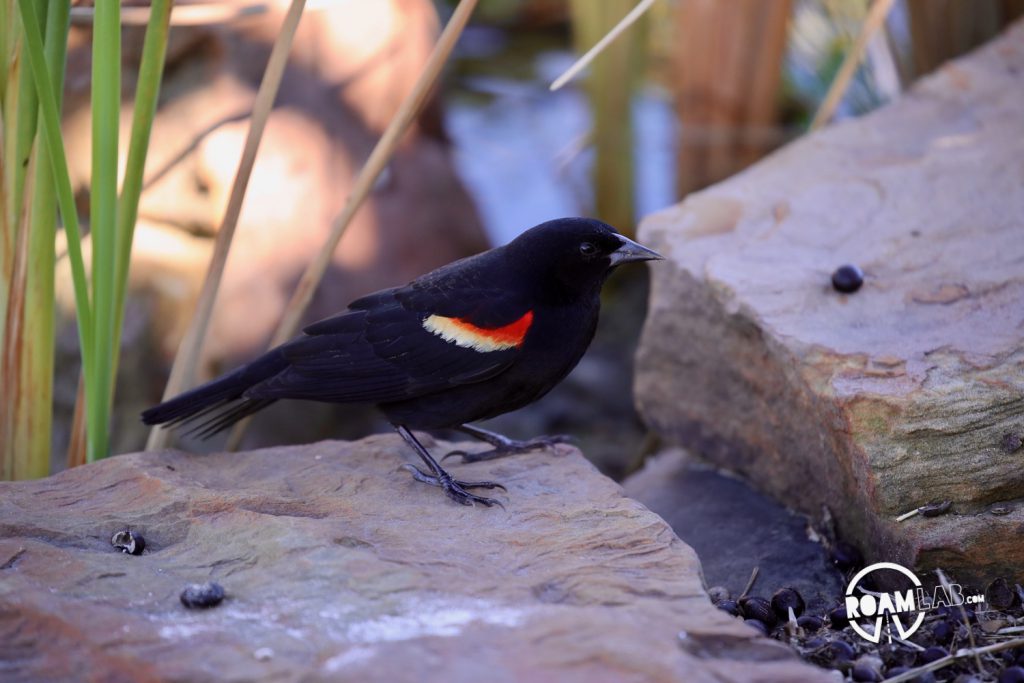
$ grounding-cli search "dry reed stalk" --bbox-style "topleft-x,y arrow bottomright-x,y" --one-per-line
810,0 -> 897,131
549,0 -> 657,92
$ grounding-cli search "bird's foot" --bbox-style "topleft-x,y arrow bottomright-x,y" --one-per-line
400,464 -> 506,508
443,434 -> 574,464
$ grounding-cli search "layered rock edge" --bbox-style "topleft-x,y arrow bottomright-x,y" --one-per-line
635,21 -> 1024,583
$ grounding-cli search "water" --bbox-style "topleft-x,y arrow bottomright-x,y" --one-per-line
444,35 -> 676,245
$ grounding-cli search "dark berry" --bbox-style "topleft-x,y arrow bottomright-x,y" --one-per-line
932,620 -> 954,645
797,615 -> 825,631
180,582 -> 225,609
829,604 -> 850,629
884,666 -> 937,682
831,264 -> 864,293
739,596 -> 777,628
830,640 -> 855,662
999,667 -> 1024,683
852,662 -> 882,682
744,618 -> 769,636
771,587 -> 806,621
805,636 -> 827,650
716,599 -> 741,617
918,646 -> 948,664
987,578 -> 1017,611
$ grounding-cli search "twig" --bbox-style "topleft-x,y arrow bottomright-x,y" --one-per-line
896,507 -> 921,522
891,635 -> 926,652
996,626 -> 1024,636
740,566 -> 760,599
141,111 -> 250,192
883,636 -> 1024,683
898,501 -> 952,521
224,0 -> 480,450
935,569 -> 983,674
549,0 -> 658,92
809,0 -> 897,130
786,606 -> 798,638
146,0 -> 307,451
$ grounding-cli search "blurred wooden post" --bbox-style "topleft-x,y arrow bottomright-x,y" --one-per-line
568,0 -> 645,234
671,0 -> 792,197
902,0 -> 1024,80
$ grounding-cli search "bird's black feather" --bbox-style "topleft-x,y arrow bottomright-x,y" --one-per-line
142,217 -> 658,435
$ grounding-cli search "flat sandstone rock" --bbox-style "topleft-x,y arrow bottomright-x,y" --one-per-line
635,22 -> 1024,583
0,437 -> 827,682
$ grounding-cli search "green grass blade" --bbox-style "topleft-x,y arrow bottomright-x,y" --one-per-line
87,0 -> 121,462
11,0 -> 72,479
9,0 -> 44,239
113,0 -> 172,362
0,2 -> 25,478
0,0 -> 11,97
14,0 -> 93,425
0,0 -> 18,371
2,2 -> 43,341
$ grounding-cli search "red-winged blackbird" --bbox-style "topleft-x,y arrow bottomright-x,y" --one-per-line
142,217 -> 662,506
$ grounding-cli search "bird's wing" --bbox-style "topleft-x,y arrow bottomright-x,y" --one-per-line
245,281 -> 533,404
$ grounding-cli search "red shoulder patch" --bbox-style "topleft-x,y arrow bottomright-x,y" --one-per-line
422,310 -> 534,352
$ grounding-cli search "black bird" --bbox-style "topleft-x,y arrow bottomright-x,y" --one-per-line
142,217 -> 662,506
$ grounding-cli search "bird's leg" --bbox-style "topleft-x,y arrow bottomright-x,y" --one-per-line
394,425 -> 506,507
443,424 -> 574,464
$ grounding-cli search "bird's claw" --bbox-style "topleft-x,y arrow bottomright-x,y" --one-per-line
441,449 -> 470,463
444,434 -> 575,464
400,464 -> 506,508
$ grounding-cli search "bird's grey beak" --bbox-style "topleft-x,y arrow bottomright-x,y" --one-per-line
609,234 -> 664,266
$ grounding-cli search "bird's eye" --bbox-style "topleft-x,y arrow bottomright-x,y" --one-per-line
579,242 -> 597,256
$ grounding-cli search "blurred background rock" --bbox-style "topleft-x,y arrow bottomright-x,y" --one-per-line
53,0 -> 1024,477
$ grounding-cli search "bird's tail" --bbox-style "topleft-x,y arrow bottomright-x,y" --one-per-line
141,348 -> 287,438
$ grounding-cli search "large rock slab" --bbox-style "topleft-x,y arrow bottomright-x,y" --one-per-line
635,21 -> 1024,584
0,437 -> 828,682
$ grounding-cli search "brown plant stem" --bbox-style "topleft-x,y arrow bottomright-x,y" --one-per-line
810,0 -> 897,130
884,636 -> 1024,683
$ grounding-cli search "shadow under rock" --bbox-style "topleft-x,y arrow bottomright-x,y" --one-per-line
624,449 -> 847,614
